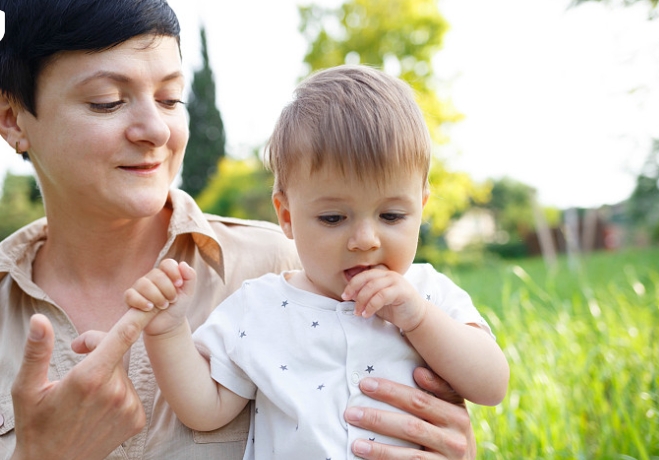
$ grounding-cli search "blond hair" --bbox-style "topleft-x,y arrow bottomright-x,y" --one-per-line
265,65 -> 431,194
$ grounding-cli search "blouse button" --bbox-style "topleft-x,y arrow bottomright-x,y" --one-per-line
0,413 -> 4,427
351,372 -> 360,385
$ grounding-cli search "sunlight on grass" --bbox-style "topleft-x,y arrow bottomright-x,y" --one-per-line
448,247 -> 659,459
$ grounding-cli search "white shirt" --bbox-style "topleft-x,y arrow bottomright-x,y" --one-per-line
193,263 -> 491,460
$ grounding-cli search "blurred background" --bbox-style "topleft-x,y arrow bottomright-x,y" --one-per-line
1,0 -> 657,457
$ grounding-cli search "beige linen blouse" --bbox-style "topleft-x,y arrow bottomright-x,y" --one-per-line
0,189 -> 300,460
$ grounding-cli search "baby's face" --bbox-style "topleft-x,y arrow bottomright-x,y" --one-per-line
275,165 -> 427,300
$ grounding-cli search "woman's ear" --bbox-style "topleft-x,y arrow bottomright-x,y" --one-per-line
0,94 -> 28,152
272,191 -> 294,239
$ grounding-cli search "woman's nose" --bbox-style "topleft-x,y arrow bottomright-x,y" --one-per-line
125,100 -> 171,147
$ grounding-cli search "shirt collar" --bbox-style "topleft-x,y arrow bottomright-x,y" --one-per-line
0,189 -> 225,282
159,188 -> 224,280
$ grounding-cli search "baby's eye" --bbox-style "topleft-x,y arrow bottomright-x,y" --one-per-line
318,215 -> 345,225
380,213 -> 405,223
90,101 -> 124,113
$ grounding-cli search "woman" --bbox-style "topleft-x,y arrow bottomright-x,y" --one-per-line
0,0 -> 476,459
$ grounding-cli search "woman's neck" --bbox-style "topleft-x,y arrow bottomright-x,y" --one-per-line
32,207 -> 172,332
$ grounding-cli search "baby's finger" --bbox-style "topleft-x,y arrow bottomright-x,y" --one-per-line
342,267 -> 388,301
144,268 -> 179,303
159,258 -> 184,289
124,287 -> 158,311
129,273 -> 175,309
354,278 -> 393,318
177,261 -> 197,296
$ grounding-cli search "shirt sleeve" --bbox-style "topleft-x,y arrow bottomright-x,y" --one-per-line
192,286 -> 258,400
408,264 -> 494,339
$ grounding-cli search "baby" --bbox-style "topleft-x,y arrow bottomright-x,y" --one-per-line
126,65 -> 509,459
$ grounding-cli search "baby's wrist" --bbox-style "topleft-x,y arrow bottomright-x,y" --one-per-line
144,320 -> 189,341
400,300 -> 429,334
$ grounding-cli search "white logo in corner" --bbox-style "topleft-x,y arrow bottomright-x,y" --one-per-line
0,11 -> 5,41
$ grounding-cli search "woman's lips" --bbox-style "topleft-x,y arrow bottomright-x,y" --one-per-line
119,163 -> 161,173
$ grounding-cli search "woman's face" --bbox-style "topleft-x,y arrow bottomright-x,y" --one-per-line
17,35 -> 188,221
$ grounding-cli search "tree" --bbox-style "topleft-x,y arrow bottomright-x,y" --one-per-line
299,0 -> 458,143
181,26 -> 226,198
478,177 -> 538,259
0,173 -> 44,241
570,0 -> 658,18
298,0 -> 488,237
484,177 -> 537,239
195,153 -> 277,223
627,139 -> 659,241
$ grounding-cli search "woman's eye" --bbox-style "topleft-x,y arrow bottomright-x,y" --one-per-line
380,213 -> 405,222
90,101 -> 124,113
160,99 -> 185,109
318,215 -> 345,225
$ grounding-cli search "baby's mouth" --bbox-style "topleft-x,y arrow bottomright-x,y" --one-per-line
344,265 -> 372,281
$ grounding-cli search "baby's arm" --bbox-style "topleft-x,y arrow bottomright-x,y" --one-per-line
343,267 -> 509,406
127,259 -> 249,431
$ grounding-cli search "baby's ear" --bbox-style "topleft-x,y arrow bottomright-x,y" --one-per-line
422,190 -> 430,208
272,192 -> 293,239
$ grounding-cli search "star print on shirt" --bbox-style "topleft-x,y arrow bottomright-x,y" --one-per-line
280,365 -> 288,371
239,330 -> 246,338
365,365 -> 374,373
311,321 -> 319,328
317,384 -> 325,390
426,294 -> 431,301
281,300 -> 288,307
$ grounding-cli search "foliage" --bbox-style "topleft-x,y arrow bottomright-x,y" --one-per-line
298,0 -> 487,237
572,0 -> 658,10
627,139 -> 659,242
181,26 -> 226,198
299,0 -> 457,143
0,173 -> 44,241
195,155 -> 276,223
483,177 -> 537,237
446,248 -> 659,458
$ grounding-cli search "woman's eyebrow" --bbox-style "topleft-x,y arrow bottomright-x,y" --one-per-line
75,70 -> 184,87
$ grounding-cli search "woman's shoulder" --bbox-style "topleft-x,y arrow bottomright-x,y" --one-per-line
0,217 -> 48,272
205,214 -> 284,234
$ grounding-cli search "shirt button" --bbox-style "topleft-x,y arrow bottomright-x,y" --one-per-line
351,372 -> 360,385
0,413 -> 4,427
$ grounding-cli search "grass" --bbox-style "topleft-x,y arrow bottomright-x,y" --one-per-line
443,247 -> 659,459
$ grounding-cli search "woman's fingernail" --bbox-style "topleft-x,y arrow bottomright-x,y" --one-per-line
344,407 -> 364,422
360,377 -> 378,392
352,439 -> 372,456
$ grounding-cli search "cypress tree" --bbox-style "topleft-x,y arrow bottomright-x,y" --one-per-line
181,27 -> 226,198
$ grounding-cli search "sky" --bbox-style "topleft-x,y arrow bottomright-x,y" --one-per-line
2,0 -> 658,210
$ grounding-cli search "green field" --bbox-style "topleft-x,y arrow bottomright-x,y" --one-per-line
444,247 -> 659,459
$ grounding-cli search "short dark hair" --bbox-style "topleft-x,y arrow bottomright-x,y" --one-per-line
0,0 -> 181,115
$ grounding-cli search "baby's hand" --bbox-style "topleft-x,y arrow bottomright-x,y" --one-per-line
124,258 -> 196,336
341,266 -> 427,332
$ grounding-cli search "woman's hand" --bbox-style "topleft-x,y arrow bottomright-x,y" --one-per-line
11,311 -> 157,460
344,367 -> 476,460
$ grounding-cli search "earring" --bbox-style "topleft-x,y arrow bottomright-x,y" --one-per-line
15,141 -> 23,155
